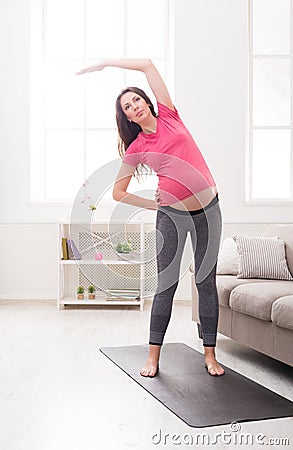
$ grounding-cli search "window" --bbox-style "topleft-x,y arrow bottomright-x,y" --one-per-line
30,0 -> 172,203
248,0 -> 292,202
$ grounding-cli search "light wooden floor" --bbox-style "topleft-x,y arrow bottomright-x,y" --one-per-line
0,299 -> 292,450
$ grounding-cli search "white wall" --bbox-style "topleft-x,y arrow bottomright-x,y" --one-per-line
0,224 -> 57,300
0,0 -> 292,300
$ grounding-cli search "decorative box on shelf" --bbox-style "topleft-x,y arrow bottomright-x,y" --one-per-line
57,219 -> 157,310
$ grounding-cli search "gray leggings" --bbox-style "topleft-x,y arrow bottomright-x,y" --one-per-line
149,194 -> 222,347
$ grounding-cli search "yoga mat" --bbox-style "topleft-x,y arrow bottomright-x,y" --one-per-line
100,342 -> 293,428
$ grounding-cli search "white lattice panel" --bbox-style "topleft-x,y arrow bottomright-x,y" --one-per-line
78,264 -> 141,293
67,223 -> 157,296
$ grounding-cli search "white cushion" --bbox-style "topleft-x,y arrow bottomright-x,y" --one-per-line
216,237 -> 239,275
232,235 -> 293,281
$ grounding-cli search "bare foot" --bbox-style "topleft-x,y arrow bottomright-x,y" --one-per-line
140,358 -> 159,377
140,344 -> 161,378
204,347 -> 225,376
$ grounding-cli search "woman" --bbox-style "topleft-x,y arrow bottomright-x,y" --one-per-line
77,59 -> 225,377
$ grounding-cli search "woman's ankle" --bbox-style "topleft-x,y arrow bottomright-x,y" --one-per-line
148,343 -> 161,360
204,346 -> 216,357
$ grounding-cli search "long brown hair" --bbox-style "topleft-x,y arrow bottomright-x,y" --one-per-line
115,87 -> 157,179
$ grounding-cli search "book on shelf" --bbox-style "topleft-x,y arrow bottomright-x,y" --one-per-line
106,296 -> 140,302
106,288 -> 140,301
107,288 -> 140,295
67,241 -> 74,259
67,239 -> 81,260
61,238 -> 81,260
62,237 -> 69,260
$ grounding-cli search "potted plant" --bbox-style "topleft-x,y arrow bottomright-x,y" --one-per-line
88,285 -> 96,300
115,239 -> 132,253
77,285 -> 85,300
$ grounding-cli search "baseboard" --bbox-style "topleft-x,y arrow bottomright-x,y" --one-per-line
144,298 -> 192,306
0,296 -> 56,301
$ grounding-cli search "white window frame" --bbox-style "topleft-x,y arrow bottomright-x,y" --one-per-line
246,0 -> 293,205
30,0 -> 174,206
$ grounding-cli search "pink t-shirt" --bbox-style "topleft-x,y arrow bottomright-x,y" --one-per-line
122,102 -> 216,206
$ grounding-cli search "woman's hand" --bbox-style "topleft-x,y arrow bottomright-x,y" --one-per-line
155,188 -> 161,208
76,61 -> 106,75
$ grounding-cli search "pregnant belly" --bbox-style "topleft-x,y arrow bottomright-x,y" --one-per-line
167,185 -> 218,211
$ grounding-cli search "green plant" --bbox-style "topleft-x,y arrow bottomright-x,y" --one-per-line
115,239 -> 132,253
88,285 -> 96,294
77,285 -> 84,294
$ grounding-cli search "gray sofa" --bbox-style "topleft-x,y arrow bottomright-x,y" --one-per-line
191,224 -> 293,367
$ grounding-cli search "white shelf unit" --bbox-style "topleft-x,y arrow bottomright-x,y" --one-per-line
57,220 -> 157,310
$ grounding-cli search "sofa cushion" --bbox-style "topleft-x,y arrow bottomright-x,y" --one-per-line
263,224 -> 293,277
229,281 -> 293,321
271,296 -> 293,331
216,275 -> 277,307
232,235 -> 293,281
216,237 -> 239,275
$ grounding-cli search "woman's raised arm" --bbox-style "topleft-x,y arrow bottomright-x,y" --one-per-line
76,58 -> 174,110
